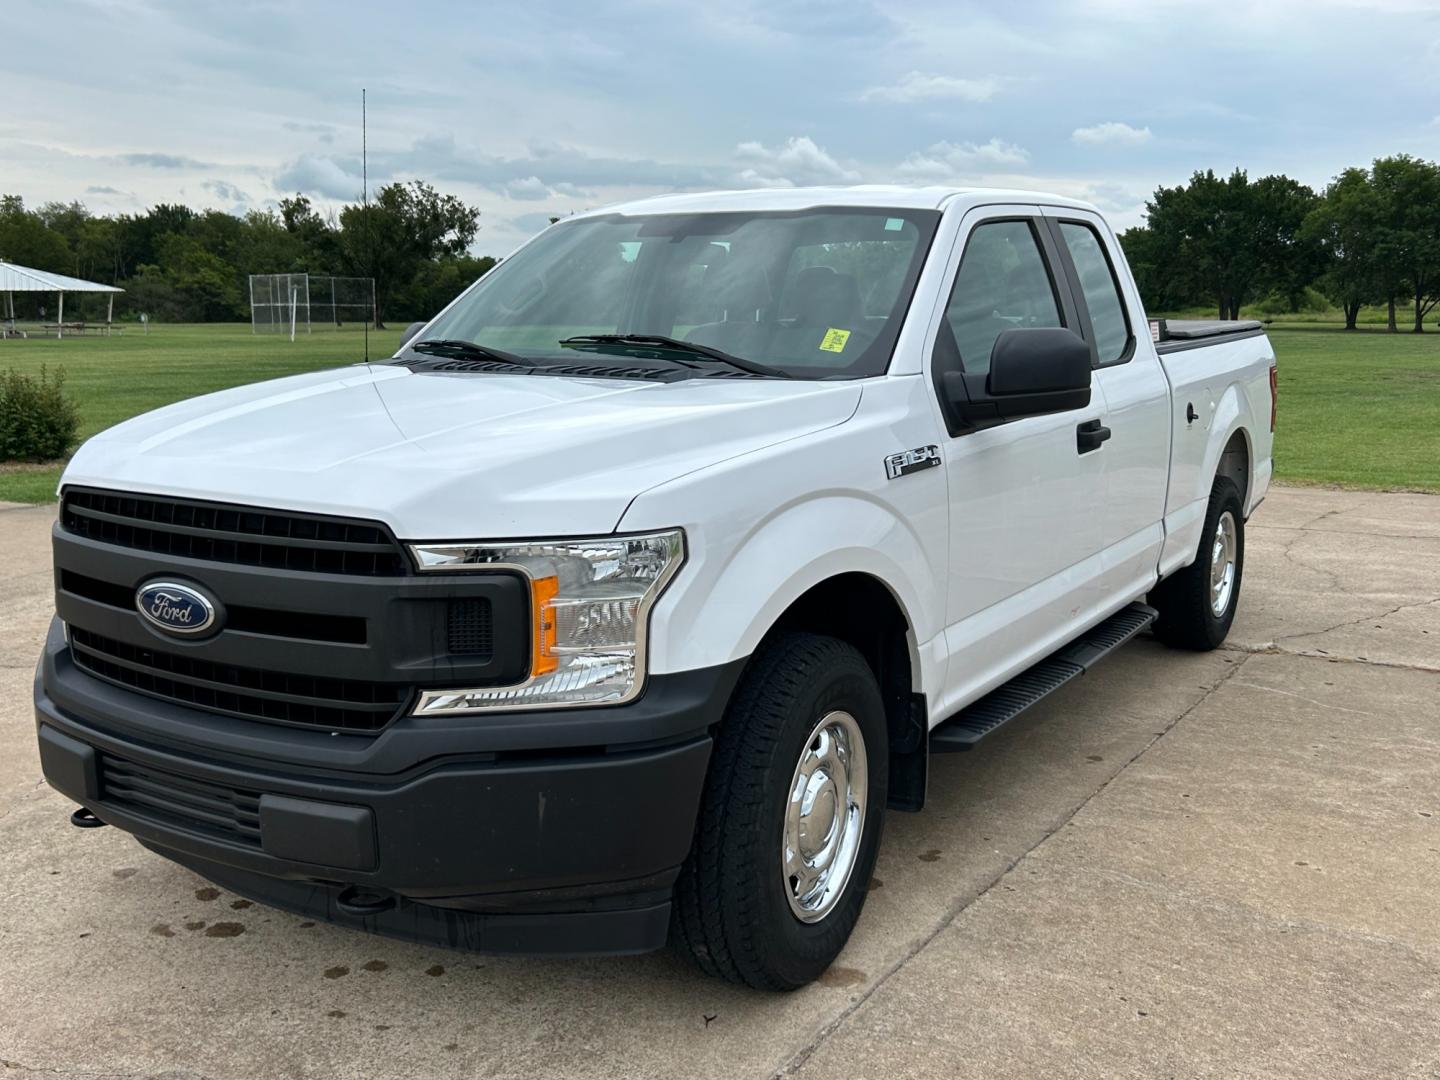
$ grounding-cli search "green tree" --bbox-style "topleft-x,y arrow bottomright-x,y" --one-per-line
279,194 -> 340,269
0,195 -> 71,273
337,181 -> 480,328
150,233 -> 243,321
1370,155 -> 1440,333
393,254 -> 497,322
1142,169 -> 1318,319
1117,224 -> 1197,312
1300,167 -> 1381,330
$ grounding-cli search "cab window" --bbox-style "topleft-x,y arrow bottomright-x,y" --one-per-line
941,220 -> 1062,376
1058,222 -> 1131,365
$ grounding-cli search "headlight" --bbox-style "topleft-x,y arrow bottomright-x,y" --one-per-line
409,529 -> 684,713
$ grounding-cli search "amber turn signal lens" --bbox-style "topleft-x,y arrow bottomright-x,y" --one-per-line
530,575 -> 559,677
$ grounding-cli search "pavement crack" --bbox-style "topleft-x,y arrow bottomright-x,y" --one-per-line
1276,595 -> 1440,644
1222,641 -> 1440,674
1227,681 -> 1380,717
1251,523 -> 1440,542
0,1060 -> 205,1080
773,654 -> 1254,1079
1277,529 -> 1347,594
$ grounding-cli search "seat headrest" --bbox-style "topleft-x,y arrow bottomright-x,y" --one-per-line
704,253 -> 773,318
784,266 -> 862,327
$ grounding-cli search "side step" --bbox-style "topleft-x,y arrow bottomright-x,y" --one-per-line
930,602 -> 1157,753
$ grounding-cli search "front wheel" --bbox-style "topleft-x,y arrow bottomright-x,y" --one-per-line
1150,475 -> 1245,650
671,632 -> 888,990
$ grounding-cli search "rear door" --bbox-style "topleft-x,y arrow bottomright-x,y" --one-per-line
926,207 -> 1109,713
1041,208 -> 1170,600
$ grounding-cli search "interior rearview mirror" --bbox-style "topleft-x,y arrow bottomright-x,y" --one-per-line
943,327 -> 1092,429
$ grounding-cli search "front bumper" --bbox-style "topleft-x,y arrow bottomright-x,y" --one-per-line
36,618 -> 743,955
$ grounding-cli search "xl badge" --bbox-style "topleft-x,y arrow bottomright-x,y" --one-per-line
135,580 -> 218,636
884,445 -> 941,480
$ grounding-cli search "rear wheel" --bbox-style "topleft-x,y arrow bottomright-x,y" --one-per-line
671,632 -> 887,990
1150,475 -> 1245,650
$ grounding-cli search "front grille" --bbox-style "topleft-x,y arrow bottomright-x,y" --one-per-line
100,752 -> 261,848
59,570 -> 366,645
62,488 -> 408,577
69,627 -> 407,732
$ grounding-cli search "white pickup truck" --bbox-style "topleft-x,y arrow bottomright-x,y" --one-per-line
36,186 -> 1275,990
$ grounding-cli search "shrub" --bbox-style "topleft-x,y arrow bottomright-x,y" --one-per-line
0,365 -> 80,462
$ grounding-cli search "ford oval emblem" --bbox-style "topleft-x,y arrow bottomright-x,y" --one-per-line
135,580 -> 218,636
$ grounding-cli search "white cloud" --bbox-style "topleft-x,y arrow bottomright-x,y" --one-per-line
896,138 -> 1030,180
1072,121 -> 1153,146
503,176 -> 551,201
274,154 -> 364,200
859,72 -> 1001,104
733,136 -> 861,188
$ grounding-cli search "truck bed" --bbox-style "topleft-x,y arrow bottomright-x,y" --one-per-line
1150,318 -> 1265,354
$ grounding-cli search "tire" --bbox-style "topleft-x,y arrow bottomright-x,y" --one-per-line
1150,475 -> 1245,651
671,632 -> 888,990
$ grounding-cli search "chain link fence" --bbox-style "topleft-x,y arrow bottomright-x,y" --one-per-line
249,274 -> 375,336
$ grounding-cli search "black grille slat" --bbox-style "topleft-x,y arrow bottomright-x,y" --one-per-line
61,488 -> 408,577
100,754 -> 263,845
70,636 -> 396,713
64,503 -> 397,555
57,570 -> 367,646
70,628 -> 406,732
103,764 -> 259,819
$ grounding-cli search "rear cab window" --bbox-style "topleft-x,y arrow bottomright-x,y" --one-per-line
1054,220 -> 1133,366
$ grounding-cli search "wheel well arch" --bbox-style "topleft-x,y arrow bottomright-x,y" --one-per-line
759,572 -> 928,811
1218,426 -> 1251,508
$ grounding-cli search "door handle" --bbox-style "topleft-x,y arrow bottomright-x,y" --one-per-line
1077,418 -> 1111,454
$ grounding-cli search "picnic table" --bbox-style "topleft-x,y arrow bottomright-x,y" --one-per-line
40,322 -> 122,337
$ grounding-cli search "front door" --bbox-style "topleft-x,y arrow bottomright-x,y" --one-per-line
928,208 -> 1109,714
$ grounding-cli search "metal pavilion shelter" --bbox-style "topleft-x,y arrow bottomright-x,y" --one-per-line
0,260 -> 125,338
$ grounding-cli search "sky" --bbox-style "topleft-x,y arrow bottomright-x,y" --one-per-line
3,0 -> 1440,256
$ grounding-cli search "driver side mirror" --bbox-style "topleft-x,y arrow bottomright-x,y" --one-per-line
398,321 -> 427,350
943,327 -> 1092,429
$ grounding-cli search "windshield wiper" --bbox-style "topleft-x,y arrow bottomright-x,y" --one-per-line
410,338 -> 538,367
558,334 -> 791,379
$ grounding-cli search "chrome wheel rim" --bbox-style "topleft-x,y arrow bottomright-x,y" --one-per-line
782,710 -> 868,923
1210,510 -> 1237,617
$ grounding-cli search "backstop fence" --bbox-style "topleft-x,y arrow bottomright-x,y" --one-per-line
249,273 -> 375,336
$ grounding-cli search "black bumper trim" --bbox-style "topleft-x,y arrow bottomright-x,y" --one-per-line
154,847 -> 674,956
35,629 -> 748,954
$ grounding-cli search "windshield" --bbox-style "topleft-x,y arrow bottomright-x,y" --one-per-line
415,206 -> 940,379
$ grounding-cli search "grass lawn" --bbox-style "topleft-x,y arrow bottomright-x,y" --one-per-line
0,323 -> 400,503
1,319 -> 1437,503
1267,325 -> 1440,491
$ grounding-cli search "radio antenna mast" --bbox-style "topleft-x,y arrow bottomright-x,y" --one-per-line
362,87 -> 369,363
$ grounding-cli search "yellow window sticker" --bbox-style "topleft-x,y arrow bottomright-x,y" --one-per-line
819,328 -> 851,353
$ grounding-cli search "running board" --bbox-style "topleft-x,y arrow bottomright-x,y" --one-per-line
930,602 -> 1157,753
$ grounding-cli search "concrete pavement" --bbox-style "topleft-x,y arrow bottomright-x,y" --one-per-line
1,487 -> 1436,1079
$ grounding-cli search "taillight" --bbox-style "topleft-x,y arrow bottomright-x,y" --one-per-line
1269,363 -> 1277,432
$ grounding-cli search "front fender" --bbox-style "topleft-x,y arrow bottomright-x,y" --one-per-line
655,494 -> 939,683
619,376 -> 950,699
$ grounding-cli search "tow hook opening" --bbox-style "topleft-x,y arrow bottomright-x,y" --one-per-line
70,806 -> 107,829
335,885 -> 397,916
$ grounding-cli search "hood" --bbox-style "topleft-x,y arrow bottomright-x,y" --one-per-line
62,364 -> 862,538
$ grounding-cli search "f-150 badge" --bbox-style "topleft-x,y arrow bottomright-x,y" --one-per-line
884,445 -> 941,480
